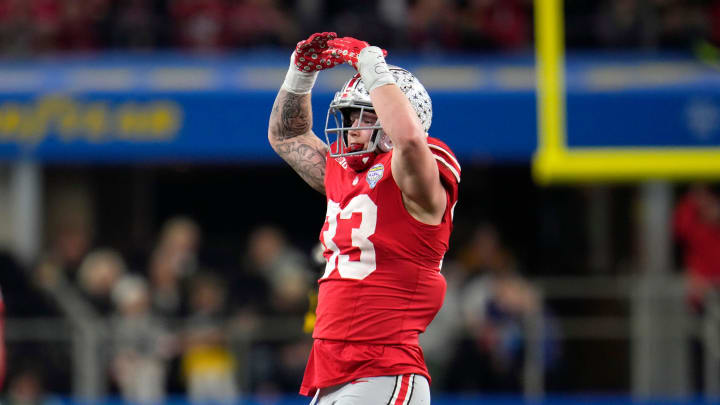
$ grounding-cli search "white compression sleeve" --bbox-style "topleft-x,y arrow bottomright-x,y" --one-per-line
281,53 -> 319,94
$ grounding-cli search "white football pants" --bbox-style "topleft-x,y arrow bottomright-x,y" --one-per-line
310,374 -> 430,405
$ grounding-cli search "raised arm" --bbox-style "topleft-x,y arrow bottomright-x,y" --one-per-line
267,32 -> 340,195
326,39 -> 447,224
269,90 -> 327,194
369,83 -> 446,223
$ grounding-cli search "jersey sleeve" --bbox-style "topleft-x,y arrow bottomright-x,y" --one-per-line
427,137 -> 460,204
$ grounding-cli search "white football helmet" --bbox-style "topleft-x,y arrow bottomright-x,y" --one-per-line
324,66 -> 432,160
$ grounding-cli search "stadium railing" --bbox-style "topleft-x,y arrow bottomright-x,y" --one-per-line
6,275 -> 719,403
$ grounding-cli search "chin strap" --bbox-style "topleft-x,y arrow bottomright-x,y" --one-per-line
345,144 -> 377,172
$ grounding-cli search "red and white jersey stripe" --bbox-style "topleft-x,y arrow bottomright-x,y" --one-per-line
427,137 -> 461,202
428,139 -> 461,183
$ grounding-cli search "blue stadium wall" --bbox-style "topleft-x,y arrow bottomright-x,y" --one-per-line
0,51 -> 717,164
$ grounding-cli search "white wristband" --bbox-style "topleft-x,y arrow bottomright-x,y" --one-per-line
281,53 -> 318,94
357,46 -> 395,92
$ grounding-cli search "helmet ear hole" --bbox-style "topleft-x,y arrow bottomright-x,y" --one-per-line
377,130 -> 393,152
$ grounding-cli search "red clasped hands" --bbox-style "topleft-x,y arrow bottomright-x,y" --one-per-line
326,37 -> 388,70
293,32 -> 340,73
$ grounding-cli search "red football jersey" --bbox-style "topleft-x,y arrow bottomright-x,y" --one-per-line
300,137 -> 461,396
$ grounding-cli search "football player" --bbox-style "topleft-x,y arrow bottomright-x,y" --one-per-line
268,32 -> 460,405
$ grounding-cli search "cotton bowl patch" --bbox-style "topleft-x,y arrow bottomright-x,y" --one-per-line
366,163 -> 384,188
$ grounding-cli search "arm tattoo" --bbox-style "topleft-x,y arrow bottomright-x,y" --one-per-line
272,139 -> 327,194
270,91 -> 311,141
269,90 -> 327,194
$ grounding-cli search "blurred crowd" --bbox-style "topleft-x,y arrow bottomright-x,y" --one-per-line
2,184 -> 720,402
0,0 -> 717,55
4,216 -> 320,403
0,208 -> 562,403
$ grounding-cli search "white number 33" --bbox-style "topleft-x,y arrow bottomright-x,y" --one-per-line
321,194 -> 378,280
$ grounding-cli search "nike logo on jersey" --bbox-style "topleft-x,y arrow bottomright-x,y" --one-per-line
350,379 -> 369,384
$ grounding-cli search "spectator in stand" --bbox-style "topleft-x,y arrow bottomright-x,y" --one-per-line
709,0 -> 720,46
111,275 -> 174,405
325,1 -> 396,48
244,225 -> 313,316
654,0 -> 708,48
20,207 -> 96,396
232,225 -> 314,394
407,0 -> 461,50
148,246 -> 187,319
0,0 -> 716,54
107,0 -> 157,49
144,216 -> 202,320
594,0 -> 649,48
224,0 -> 297,48
29,0 -> 61,52
674,183 -> 720,312
181,272 -> 238,403
672,183 -> 720,392
4,367 -> 55,405
0,251 -> 56,317
34,215 -> 93,291
32,0 -> 108,52
77,248 -> 127,316
170,0 -> 225,51
157,217 -> 201,279
459,0 -> 532,50
446,223 -> 560,392
0,0 -> 30,54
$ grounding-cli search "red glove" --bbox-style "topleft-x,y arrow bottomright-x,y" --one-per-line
325,37 -> 388,70
293,32 -> 341,73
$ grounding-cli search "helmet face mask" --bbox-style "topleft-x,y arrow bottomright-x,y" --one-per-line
325,105 -> 383,158
324,66 -> 432,163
